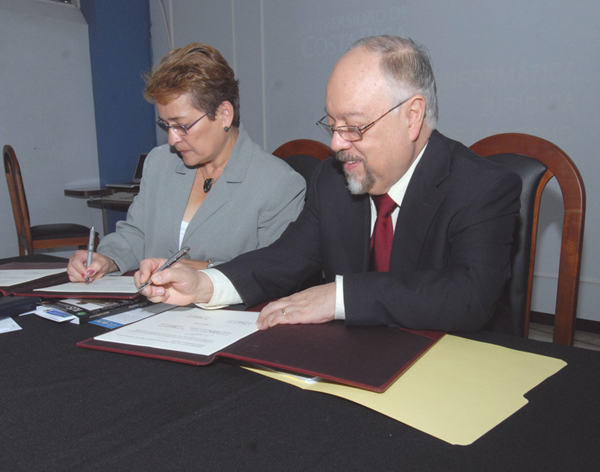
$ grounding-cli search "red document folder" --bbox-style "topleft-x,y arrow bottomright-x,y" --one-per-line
0,262 -> 140,300
1,262 -> 69,296
77,321 -> 443,393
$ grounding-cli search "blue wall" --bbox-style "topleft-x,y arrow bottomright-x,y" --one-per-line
80,0 -> 157,231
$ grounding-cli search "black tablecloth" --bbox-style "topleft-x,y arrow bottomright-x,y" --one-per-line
1,313 -> 599,471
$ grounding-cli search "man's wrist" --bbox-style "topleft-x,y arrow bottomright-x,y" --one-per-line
334,275 -> 345,320
198,268 -> 244,307
194,271 -> 216,305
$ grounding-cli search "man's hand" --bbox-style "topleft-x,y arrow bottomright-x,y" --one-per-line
135,258 -> 214,306
256,282 -> 336,330
179,259 -> 212,270
67,250 -> 117,282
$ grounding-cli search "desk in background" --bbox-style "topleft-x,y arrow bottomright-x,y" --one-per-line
64,187 -> 136,235
1,264 -> 599,471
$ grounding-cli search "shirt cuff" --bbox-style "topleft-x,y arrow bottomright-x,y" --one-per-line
334,274 -> 345,320
195,268 -> 243,309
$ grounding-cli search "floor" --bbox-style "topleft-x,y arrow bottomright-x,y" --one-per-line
528,322 -> 600,351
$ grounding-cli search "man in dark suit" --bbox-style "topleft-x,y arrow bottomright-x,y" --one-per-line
137,35 -> 521,333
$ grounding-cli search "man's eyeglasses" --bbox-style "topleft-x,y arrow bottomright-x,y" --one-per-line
156,113 -> 207,136
316,97 -> 410,142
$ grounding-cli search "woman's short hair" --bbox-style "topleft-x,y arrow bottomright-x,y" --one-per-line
144,43 -> 240,128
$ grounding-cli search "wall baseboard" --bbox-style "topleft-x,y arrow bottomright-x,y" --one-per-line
530,311 -> 600,335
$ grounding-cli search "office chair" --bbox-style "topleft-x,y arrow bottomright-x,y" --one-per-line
272,139 -> 333,161
470,133 -> 586,346
3,144 -> 98,256
272,139 -> 333,188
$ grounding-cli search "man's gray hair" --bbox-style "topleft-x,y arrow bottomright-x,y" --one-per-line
351,36 -> 438,129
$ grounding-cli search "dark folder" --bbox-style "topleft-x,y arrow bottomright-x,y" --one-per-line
0,262 -> 140,300
0,295 -> 41,318
0,262 -> 69,297
77,320 -> 443,393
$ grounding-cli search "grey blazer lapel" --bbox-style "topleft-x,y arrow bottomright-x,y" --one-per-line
163,158 -> 197,252
182,130 -> 251,246
184,178 -> 231,245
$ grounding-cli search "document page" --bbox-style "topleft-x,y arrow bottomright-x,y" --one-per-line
0,316 -> 22,334
90,303 -> 174,329
94,306 -> 259,356
0,269 -> 66,287
34,276 -> 138,294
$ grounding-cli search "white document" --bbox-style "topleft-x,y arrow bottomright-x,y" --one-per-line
34,276 -> 138,294
34,307 -> 76,323
0,269 -> 66,287
95,306 -> 259,356
0,316 -> 22,334
89,303 -> 174,329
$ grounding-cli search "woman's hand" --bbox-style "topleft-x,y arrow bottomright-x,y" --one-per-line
67,250 -> 118,283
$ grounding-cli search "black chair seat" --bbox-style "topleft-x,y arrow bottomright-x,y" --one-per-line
30,223 -> 92,241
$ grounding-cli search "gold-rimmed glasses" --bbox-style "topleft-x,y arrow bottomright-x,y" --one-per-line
316,97 -> 410,142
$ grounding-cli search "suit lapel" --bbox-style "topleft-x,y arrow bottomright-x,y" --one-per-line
321,159 -> 371,274
390,131 -> 451,272
347,195 -> 372,271
165,159 -> 196,252
182,129 -> 250,246
183,179 -> 231,246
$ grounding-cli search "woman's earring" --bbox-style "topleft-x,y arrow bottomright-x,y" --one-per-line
224,126 -> 230,132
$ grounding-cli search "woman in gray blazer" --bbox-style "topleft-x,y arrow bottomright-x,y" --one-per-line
67,43 -> 305,282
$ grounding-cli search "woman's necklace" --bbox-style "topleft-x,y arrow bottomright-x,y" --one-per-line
200,167 -> 216,193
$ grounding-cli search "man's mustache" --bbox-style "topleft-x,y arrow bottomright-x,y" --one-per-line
336,151 -> 365,164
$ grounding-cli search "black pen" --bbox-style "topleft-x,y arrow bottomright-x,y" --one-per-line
136,246 -> 190,293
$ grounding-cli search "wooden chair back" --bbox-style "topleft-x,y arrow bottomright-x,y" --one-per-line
470,133 -> 586,345
4,145 -> 33,255
4,144 -> 95,255
272,139 -> 333,161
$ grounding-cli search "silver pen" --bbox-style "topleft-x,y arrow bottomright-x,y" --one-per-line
85,227 -> 95,284
137,246 -> 191,293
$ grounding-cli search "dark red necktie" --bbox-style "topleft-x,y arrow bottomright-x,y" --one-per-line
370,194 -> 397,272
